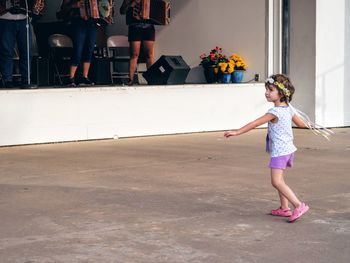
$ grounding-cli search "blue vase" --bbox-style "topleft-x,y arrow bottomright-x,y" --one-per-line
231,70 -> 244,83
220,73 -> 231,83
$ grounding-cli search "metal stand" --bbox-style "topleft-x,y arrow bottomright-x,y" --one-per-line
24,0 -> 34,87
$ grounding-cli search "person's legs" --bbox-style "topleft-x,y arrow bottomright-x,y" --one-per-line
0,19 -> 17,84
70,19 -> 86,81
129,40 -> 141,84
142,40 -> 155,68
270,168 -> 302,209
70,65 -> 78,80
82,62 -> 91,79
81,22 -> 97,80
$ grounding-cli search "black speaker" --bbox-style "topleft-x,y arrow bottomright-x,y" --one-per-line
90,57 -> 112,85
32,57 -> 50,86
143,55 -> 190,85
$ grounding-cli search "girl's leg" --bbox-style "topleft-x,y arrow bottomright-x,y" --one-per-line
129,40 -> 141,84
142,40 -> 155,68
271,168 -> 302,208
277,175 -> 289,209
278,190 -> 289,209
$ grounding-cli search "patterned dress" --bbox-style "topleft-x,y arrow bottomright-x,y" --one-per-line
266,106 -> 297,157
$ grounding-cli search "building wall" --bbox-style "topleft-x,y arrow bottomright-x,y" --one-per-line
346,0 -> 350,125
151,0 -> 266,83
315,0 -> 350,126
289,0 -> 350,127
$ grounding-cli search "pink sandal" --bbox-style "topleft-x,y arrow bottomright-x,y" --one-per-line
288,203 -> 310,222
271,207 -> 292,217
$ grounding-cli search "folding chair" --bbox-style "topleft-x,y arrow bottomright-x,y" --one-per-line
107,35 -> 130,84
48,34 -> 73,85
0,72 -> 4,88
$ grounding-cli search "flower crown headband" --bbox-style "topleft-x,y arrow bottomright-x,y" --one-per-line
265,77 -> 291,98
265,77 -> 334,140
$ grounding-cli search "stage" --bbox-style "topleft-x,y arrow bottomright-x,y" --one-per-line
0,83 -> 268,147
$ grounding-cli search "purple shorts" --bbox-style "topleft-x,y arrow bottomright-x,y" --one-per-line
269,153 -> 295,169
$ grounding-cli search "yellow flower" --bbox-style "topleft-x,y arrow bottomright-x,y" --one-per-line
218,62 -> 234,73
229,53 -> 247,70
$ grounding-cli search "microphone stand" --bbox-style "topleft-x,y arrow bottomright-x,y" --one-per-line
24,0 -> 36,88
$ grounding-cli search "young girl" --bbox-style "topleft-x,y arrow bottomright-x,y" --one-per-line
224,74 -> 310,223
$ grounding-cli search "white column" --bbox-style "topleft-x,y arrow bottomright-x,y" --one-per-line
268,0 -> 282,76
315,0 -> 349,126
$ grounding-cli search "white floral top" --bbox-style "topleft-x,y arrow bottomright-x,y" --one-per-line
266,106 -> 297,157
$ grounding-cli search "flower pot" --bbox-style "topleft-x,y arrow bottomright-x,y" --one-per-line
231,70 -> 245,83
220,73 -> 231,84
203,65 -> 218,83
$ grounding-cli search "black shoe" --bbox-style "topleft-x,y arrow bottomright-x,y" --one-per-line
80,77 -> 94,86
67,78 -> 76,87
127,78 -> 134,86
4,81 -> 14,89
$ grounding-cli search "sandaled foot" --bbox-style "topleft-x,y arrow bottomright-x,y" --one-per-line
288,203 -> 309,223
271,207 -> 292,217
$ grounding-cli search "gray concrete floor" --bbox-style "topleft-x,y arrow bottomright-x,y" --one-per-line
0,128 -> 349,263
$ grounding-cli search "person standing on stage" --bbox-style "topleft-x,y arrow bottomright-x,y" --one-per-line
58,0 -> 102,87
0,0 -> 45,89
120,0 -> 155,86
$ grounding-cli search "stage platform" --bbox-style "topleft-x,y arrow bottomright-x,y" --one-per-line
0,83 -> 268,147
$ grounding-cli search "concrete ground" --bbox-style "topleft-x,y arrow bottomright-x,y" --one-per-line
0,128 -> 349,263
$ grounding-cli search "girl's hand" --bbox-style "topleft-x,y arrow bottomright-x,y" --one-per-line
224,130 -> 239,138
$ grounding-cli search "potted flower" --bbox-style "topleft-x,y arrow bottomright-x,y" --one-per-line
218,60 -> 234,83
229,53 -> 247,83
199,46 -> 227,83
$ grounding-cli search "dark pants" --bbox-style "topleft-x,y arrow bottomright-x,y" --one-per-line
70,18 -> 97,66
0,18 -> 32,82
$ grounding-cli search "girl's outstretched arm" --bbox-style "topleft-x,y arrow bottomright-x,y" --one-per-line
224,113 -> 275,137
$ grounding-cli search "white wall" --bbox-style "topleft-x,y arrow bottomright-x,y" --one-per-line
315,0 -> 350,126
346,0 -> 350,125
0,84 -> 268,146
289,0 -> 350,127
